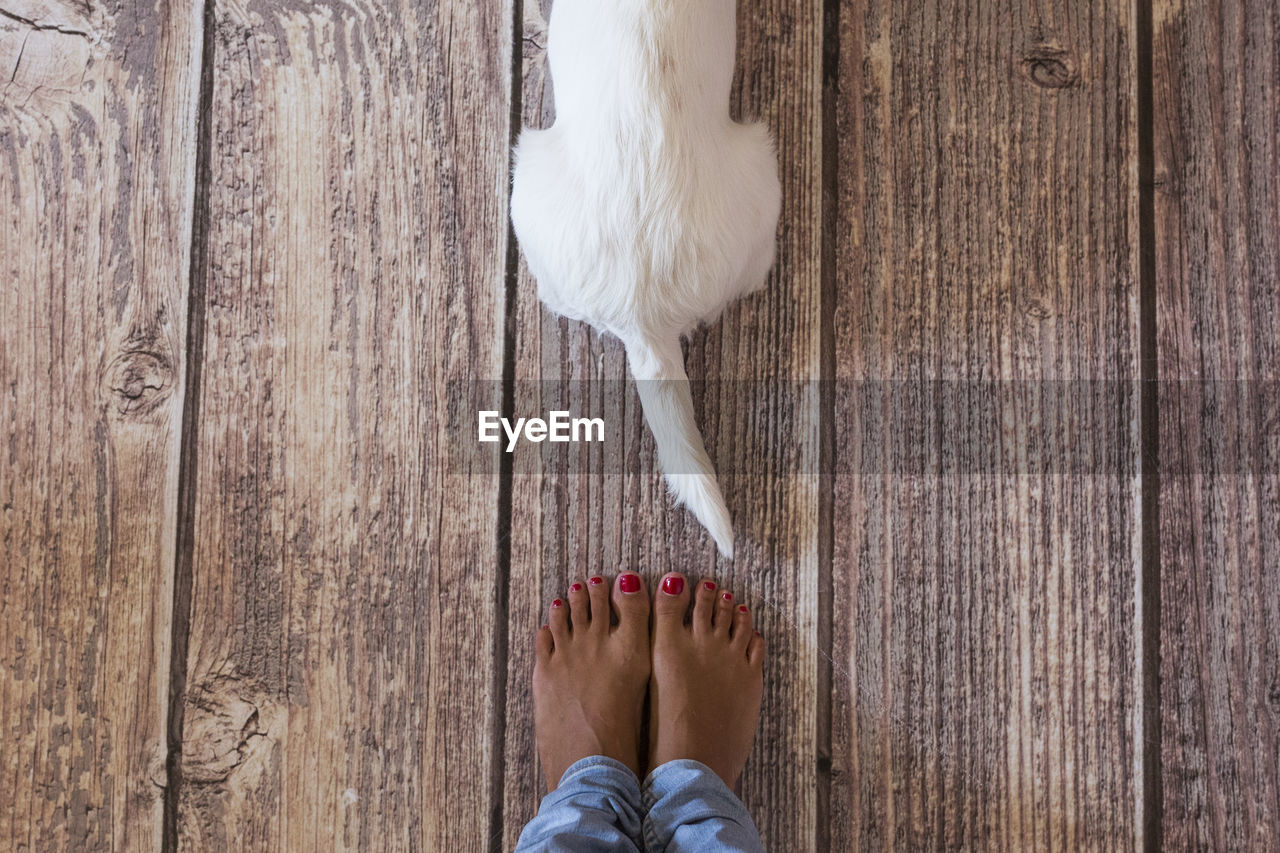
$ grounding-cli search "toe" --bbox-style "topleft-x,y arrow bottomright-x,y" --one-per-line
567,580 -> 590,631
713,589 -> 735,636
692,578 -> 717,634
730,603 -> 753,649
612,572 -> 650,638
587,575 -> 610,632
536,624 -> 553,660
747,630 -> 766,666
549,596 -> 570,644
653,572 -> 690,629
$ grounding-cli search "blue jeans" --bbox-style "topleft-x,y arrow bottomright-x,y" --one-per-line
514,756 -> 765,852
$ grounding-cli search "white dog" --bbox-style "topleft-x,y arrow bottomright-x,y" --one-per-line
510,0 -> 782,557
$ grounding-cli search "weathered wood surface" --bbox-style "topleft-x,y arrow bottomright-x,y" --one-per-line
1154,0 -> 1280,848
500,0 -> 824,849
831,1 -> 1143,849
0,0 -> 202,849
173,0 -> 512,849
5,0 -> 1280,848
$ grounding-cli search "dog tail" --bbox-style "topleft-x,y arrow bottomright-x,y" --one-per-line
623,333 -> 734,558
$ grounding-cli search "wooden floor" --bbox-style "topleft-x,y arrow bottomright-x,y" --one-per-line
2,0 -> 1277,849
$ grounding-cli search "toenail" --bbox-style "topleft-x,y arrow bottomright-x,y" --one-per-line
721,591 -> 733,601
589,576 -> 604,585
703,581 -> 716,591
754,629 -> 762,637
619,573 -> 641,594
662,575 -> 685,596
570,583 -> 583,592
551,599 -> 564,608
738,605 -> 748,613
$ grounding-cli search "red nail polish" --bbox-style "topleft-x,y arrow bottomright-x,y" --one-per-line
570,583 -> 583,592
703,581 -> 716,591
619,574 -> 641,594
662,575 -> 684,596
589,576 -> 604,585
722,591 -> 733,602
738,605 -> 748,614
551,598 -> 564,608
754,629 -> 762,637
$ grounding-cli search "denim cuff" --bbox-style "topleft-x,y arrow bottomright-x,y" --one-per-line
514,756 -> 645,853
641,759 -> 764,852
547,755 -> 642,805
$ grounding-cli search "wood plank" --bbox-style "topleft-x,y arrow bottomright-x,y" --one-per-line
0,0 -> 203,849
1154,0 -> 1280,847
831,1 -> 1143,848
501,0 -> 824,848
173,1 -> 512,848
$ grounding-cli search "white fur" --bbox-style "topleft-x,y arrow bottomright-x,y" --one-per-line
510,0 -> 782,558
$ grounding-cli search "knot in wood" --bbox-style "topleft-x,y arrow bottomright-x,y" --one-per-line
1021,48 -> 1078,89
1022,297 -> 1052,320
182,678 -> 274,785
103,349 -> 173,416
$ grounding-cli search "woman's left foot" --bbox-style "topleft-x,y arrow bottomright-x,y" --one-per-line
647,573 -> 765,790
532,572 -> 652,789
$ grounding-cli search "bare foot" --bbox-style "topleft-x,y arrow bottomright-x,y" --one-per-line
648,572 -> 766,789
533,572 -> 651,788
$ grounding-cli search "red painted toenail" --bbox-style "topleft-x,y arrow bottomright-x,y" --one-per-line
703,581 -> 716,591
754,630 -> 762,637
722,591 -> 733,601
551,599 -> 564,608
738,605 -> 748,613
662,575 -> 684,596
570,583 -> 583,592
619,574 -> 641,593
589,576 -> 604,585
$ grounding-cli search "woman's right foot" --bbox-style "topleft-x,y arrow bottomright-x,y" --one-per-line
648,572 -> 766,789
533,572 -> 652,789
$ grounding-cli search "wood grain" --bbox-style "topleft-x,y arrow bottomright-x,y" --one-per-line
3,0 -> 1272,846
501,0 -> 824,849
0,0 -> 203,849
173,0 -> 512,848
1154,0 -> 1280,848
831,1 -> 1142,848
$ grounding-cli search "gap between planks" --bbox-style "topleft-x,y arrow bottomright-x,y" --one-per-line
487,0 -> 527,849
1135,0 -> 1163,848
163,0 -> 217,850
815,0 -> 844,850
